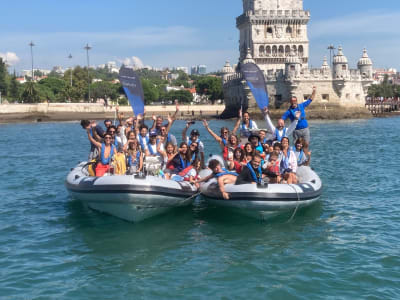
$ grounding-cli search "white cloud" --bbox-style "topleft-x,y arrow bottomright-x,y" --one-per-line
121,56 -> 144,69
0,52 -> 20,65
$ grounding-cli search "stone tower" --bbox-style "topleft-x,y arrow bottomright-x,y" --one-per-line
238,0 -> 310,72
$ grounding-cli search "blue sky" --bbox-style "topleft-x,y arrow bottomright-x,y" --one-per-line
1,0 -> 400,73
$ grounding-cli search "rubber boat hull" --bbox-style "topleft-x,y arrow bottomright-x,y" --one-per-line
199,165 -> 322,220
65,162 -> 197,222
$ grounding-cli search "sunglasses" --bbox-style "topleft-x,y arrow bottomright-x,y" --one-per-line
104,137 -> 111,140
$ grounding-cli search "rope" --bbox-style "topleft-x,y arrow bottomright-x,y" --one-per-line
287,184 -> 301,223
183,191 -> 202,202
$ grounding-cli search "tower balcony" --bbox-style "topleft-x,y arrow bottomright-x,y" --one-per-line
237,10 -> 310,27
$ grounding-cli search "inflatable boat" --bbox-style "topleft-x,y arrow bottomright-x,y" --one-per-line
65,162 -> 198,222
199,164 -> 322,220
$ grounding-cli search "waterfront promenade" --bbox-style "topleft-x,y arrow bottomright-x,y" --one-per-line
0,103 -> 226,123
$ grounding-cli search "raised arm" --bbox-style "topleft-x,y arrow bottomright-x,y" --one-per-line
203,120 -> 223,144
86,127 -> 102,149
150,114 -> 157,131
310,86 -> 316,101
287,111 -> 300,136
263,107 -> 275,132
165,113 -> 174,134
182,122 -> 191,142
232,109 -> 242,135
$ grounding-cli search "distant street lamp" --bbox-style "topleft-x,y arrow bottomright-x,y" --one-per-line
68,54 -> 73,87
84,43 -> 92,101
29,41 -> 35,81
327,45 -> 336,69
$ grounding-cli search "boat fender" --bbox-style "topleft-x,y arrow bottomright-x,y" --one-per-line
75,175 -> 80,180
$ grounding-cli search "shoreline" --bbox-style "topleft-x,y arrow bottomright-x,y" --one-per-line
1,103 -> 396,124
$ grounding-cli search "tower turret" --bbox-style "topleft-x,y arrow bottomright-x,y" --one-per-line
333,46 -> 349,79
357,48 -> 373,79
285,49 -> 301,78
221,61 -> 234,84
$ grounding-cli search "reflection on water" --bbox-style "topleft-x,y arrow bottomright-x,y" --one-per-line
0,118 -> 400,299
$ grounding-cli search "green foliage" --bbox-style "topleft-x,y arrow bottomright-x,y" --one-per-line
141,79 -> 159,104
164,89 -> 193,103
117,96 -> 128,106
20,82 -> 40,103
368,75 -> 398,98
9,74 -> 20,101
195,76 -> 223,104
0,58 -> 8,96
92,66 -> 118,81
91,81 -> 119,102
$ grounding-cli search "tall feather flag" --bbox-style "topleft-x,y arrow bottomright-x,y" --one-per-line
119,66 -> 145,116
241,62 -> 269,110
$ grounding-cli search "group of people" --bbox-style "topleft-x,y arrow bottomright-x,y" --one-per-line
80,87 -> 316,199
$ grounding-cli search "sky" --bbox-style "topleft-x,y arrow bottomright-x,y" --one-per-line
1,0 -> 400,74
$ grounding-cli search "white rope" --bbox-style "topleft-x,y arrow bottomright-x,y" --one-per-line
287,184 -> 301,223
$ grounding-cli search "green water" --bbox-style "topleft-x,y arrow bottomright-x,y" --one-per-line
0,118 -> 399,299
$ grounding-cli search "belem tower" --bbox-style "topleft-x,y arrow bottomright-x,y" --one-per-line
221,0 -> 374,115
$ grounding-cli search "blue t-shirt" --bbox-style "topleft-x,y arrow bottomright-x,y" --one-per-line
282,99 -> 312,130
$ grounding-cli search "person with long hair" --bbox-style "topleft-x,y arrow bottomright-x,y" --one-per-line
165,142 -> 191,179
125,139 -> 143,174
280,137 -> 298,184
86,131 -> 117,177
292,137 -> 311,166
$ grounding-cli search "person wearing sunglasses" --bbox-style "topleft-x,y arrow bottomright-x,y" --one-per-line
86,131 -> 116,177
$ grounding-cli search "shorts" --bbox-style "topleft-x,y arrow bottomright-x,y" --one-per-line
293,127 -> 310,144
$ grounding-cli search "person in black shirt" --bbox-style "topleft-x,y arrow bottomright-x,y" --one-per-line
236,154 -> 263,185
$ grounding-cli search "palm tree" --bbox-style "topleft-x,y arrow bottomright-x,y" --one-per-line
21,81 -> 40,103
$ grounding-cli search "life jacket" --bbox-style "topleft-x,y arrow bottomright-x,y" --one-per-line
267,160 -> 280,176
178,165 -> 194,177
86,159 -> 97,177
188,137 -> 201,146
275,127 -> 287,142
223,145 -> 237,160
214,168 -> 238,178
178,154 -> 190,171
138,134 -> 149,151
147,142 -> 159,156
247,162 -> 263,184
100,143 -> 115,165
280,150 -> 292,172
241,119 -> 254,130
128,151 -> 141,167
255,143 -> 264,154
113,153 -> 126,175
220,137 -> 227,146
291,146 -> 304,165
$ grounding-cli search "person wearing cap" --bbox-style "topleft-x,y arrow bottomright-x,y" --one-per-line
145,129 -> 161,157
182,122 -> 205,168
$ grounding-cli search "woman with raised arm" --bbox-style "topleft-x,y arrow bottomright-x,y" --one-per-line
86,129 -> 117,177
232,109 -> 258,138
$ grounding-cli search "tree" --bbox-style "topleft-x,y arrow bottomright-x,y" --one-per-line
8,72 -> 20,101
20,82 -> 40,103
38,77 -> 66,101
91,81 -> 119,102
164,89 -> 193,103
196,76 -> 223,104
0,58 -> 8,97
141,79 -> 159,104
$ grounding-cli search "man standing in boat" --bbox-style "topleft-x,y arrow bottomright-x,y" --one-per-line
281,86 -> 316,148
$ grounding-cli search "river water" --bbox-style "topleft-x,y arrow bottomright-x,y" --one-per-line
0,118 -> 399,299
